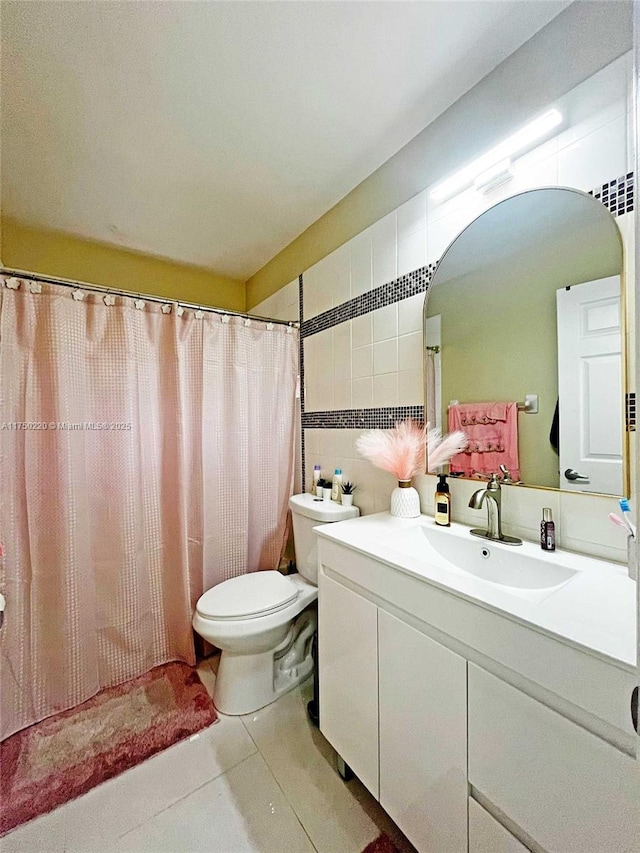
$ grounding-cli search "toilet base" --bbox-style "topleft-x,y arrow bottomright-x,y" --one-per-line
214,607 -> 316,715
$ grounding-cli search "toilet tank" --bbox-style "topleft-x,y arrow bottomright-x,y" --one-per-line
288,493 -> 359,585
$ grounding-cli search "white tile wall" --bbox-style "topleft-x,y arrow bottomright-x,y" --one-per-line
557,114 -> 627,191
352,312 -> 373,348
398,368 -> 423,406
352,377 -> 373,408
292,53 -> 635,561
305,429 -> 397,518
373,338 -> 397,375
351,342 -> 372,379
372,211 -> 397,289
304,256 -> 336,320
398,293 -> 425,335
350,227 -> 373,299
251,279 -> 299,322
303,296 -> 425,414
373,373 -> 398,407
398,192 -> 429,277
373,303 -> 398,342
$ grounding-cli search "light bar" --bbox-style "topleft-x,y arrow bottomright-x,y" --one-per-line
473,158 -> 513,193
430,108 -> 562,202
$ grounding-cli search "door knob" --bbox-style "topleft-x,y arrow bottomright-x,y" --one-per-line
564,468 -> 590,482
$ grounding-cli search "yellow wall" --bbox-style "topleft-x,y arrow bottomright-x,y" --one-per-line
1,218 -> 246,312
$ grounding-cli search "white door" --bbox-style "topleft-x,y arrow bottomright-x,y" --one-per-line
556,276 -> 623,494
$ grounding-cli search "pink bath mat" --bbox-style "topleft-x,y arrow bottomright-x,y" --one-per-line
0,661 -> 217,835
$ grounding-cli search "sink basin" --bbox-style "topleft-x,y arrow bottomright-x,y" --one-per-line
381,522 -> 578,600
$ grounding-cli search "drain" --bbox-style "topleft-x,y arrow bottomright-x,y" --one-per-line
480,547 -> 491,559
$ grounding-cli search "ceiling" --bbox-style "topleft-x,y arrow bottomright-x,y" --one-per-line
1,1 -> 571,282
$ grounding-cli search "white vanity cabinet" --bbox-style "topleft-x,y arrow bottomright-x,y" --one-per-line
318,566 -> 468,853
316,525 -> 638,853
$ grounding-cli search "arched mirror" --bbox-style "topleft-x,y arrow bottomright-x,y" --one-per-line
423,187 -> 628,496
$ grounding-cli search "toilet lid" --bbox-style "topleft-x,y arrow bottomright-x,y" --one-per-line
196,571 -> 299,620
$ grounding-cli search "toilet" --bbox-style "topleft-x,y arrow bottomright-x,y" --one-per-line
192,492 -> 359,715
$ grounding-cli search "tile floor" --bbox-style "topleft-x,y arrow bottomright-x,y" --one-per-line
1,657 -> 417,853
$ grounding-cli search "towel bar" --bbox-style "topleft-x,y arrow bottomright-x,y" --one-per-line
447,395 -> 539,414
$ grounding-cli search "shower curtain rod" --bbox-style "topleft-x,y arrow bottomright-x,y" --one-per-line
0,266 -> 299,328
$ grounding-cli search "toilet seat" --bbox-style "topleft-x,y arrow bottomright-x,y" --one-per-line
196,571 -> 299,621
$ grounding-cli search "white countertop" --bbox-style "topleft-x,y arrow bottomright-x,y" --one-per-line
315,512 -> 637,673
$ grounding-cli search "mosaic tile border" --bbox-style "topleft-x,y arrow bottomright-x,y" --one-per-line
626,392 -> 636,432
589,172 -> 634,217
301,263 -> 437,339
300,171 -> 634,342
299,273 -> 306,491
302,406 -> 424,430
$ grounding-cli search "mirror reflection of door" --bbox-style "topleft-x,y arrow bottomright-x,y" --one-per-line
556,276 -> 622,494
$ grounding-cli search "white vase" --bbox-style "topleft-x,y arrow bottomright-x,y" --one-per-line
341,494 -> 354,507
390,480 -> 420,518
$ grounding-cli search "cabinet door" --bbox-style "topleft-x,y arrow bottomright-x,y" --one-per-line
318,571 -> 379,798
379,610 -> 467,853
468,664 -> 638,853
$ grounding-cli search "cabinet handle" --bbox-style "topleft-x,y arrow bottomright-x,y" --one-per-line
632,686 -> 638,734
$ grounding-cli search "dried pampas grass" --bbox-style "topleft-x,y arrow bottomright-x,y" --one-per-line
356,419 -> 467,481
356,419 -> 426,481
426,426 -> 468,472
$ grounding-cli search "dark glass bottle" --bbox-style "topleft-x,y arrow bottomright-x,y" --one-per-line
540,507 -> 555,551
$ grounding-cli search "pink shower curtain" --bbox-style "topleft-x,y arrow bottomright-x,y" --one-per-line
0,277 -> 299,740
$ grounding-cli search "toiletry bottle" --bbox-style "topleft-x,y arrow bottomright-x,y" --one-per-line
312,465 -> 321,495
540,508 -> 555,551
331,468 -> 343,501
434,474 -> 451,527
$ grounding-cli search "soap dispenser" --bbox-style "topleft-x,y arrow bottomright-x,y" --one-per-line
434,474 -> 451,527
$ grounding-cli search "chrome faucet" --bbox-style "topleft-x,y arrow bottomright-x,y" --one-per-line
468,474 -> 522,545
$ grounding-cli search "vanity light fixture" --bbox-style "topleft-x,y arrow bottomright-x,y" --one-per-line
473,158 -> 514,194
430,108 -> 562,202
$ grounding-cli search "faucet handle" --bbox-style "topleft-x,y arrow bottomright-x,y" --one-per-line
487,473 -> 501,490
499,464 -> 513,483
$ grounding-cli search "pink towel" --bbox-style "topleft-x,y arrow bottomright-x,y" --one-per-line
448,402 -> 520,480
